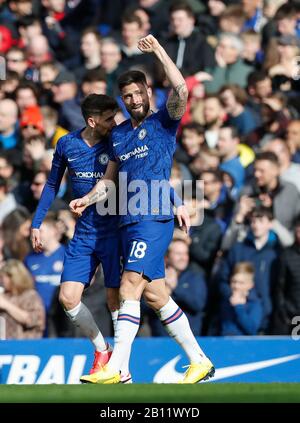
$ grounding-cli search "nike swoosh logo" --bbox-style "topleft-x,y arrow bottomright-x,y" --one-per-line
153,354 -> 300,383
128,259 -> 138,263
113,142 -> 122,147
68,157 -> 79,162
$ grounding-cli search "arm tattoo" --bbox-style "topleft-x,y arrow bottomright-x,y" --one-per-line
87,183 -> 107,205
166,83 -> 188,120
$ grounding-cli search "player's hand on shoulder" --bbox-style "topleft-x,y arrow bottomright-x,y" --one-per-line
69,196 -> 89,217
138,35 -> 160,53
31,228 -> 43,253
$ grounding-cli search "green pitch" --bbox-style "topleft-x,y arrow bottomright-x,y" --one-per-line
0,383 -> 300,403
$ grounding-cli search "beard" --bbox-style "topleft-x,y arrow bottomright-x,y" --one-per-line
129,100 -> 150,122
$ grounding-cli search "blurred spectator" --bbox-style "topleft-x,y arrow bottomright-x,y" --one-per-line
162,2 -> 215,77
200,94 -> 225,148
180,71 -> 210,127
40,105 -> 68,148
262,2 -> 298,50
0,98 -> 19,150
189,147 -> 220,178
145,238 -> 207,336
0,25 -> 13,54
7,0 -> 33,19
217,125 -> 247,197
246,97 -> 290,148
51,69 -> 85,131
200,168 -> 234,232
217,206 -> 279,332
242,151 -> 300,242
241,0 -> 265,32
203,0 -> 228,36
286,119 -> 300,163
220,261 -> 263,335
100,37 -> 123,97
15,81 -> 39,112
247,70 -> 273,119
219,4 -> 247,34
137,0 -> 170,37
25,214 -> 65,318
241,30 -> 263,69
175,122 -> 206,166
29,170 -> 67,213
20,105 -> 45,142
0,70 -> 20,97
0,152 -> 16,192
271,217 -> 300,335
185,189 -> 222,276
120,14 -> 152,70
219,84 -> 260,136
26,34 -> 53,82
39,60 -> 60,91
6,46 -> 30,79
0,176 -> 17,224
41,1 -> 77,66
17,15 -> 42,48
263,138 -> 300,193
264,34 -> 300,93
2,207 -> 31,261
81,68 -> 107,97
56,209 -> 76,244
204,33 -> 254,93
129,5 -> 151,37
74,27 -> 102,82
0,259 -> 45,339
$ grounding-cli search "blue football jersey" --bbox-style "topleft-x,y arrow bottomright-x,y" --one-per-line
32,129 -> 119,238
25,245 -> 65,311
109,106 -> 180,226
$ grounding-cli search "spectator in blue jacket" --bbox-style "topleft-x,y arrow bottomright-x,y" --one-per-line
216,206 -> 279,332
220,261 -> 263,335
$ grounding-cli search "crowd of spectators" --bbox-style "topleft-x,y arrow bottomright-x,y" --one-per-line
1,0 -> 300,339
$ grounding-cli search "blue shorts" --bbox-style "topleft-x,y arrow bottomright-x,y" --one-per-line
121,219 -> 174,281
61,234 -> 121,288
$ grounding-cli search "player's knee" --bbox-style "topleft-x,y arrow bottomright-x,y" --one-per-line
120,273 -> 145,300
59,289 -> 80,311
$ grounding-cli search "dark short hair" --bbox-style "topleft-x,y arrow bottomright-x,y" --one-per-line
82,68 -> 106,84
250,206 -> 273,221
81,94 -> 118,122
247,70 -> 270,87
274,3 -> 296,21
182,122 -> 204,136
118,70 -> 148,91
169,2 -> 194,18
200,168 -> 223,183
220,124 -> 240,139
255,151 -> 279,166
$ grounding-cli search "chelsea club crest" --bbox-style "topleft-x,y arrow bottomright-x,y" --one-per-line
99,153 -> 109,165
138,128 -> 147,140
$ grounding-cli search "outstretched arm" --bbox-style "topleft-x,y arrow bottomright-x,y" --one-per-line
138,35 -> 188,120
69,160 -> 118,216
31,143 -> 66,252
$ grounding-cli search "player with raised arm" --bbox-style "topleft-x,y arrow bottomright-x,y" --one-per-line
72,35 -> 215,384
31,92 -> 188,384
30,94 -> 134,383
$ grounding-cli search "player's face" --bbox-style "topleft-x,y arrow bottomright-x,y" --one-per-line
121,82 -> 151,123
90,109 -> 117,137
